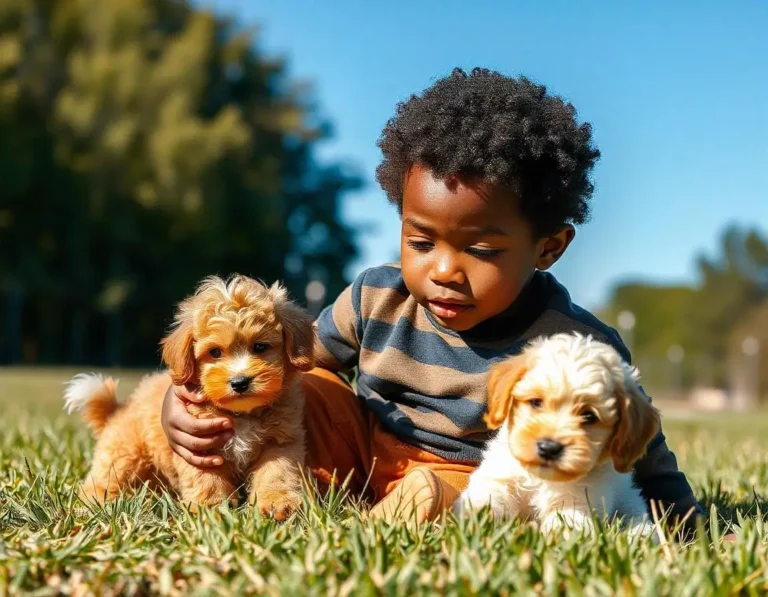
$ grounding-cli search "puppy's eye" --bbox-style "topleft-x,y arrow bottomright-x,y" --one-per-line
529,398 -> 543,409
252,343 -> 270,354
581,410 -> 598,425
209,348 -> 222,359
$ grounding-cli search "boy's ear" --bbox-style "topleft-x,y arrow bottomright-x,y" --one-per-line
535,225 -> 575,271
484,355 -> 528,430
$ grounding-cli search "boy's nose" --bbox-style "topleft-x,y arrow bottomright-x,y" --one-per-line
429,256 -> 466,285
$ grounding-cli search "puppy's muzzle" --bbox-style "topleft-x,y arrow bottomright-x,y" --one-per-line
536,438 -> 564,461
229,375 -> 252,394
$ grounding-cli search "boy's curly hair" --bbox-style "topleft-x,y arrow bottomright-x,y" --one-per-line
376,67 -> 600,237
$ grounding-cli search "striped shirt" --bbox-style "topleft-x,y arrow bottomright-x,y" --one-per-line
315,263 -> 701,518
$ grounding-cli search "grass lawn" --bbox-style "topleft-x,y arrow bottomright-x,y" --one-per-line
1,367 -> 768,595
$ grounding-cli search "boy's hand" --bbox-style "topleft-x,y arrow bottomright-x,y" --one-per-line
161,383 -> 233,467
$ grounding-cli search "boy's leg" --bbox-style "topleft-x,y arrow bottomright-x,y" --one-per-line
369,466 -> 471,524
301,368 -> 373,498
367,423 -> 475,524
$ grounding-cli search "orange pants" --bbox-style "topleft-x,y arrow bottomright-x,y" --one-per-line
302,367 -> 475,504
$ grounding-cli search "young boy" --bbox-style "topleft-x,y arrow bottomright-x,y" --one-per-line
161,67 -> 702,526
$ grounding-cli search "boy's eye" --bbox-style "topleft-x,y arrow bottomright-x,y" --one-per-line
252,343 -> 270,354
465,247 -> 504,259
529,398 -> 543,410
581,410 -> 598,425
209,348 -> 222,359
407,240 -> 434,252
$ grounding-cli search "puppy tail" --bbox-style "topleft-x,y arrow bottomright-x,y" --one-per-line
63,373 -> 121,436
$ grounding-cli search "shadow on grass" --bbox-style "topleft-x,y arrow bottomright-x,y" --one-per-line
699,486 -> 768,530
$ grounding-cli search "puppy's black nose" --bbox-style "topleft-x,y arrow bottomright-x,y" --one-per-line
536,438 -> 564,461
229,376 -> 252,394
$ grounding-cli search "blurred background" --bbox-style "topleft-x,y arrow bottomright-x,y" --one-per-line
0,0 -> 766,410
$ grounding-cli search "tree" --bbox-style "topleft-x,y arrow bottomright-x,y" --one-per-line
728,299 -> 768,403
600,283 -> 698,392
686,227 -> 768,387
0,0 -> 361,366
601,226 -> 768,392
601,284 -> 697,359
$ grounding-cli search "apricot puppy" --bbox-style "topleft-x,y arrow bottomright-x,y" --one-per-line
64,275 -> 314,519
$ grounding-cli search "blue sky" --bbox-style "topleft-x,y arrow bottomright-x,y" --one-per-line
213,0 -> 767,309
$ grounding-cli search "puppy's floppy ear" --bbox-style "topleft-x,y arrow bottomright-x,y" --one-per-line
270,282 -> 316,372
484,355 -> 527,430
161,312 -> 197,386
610,367 -> 661,473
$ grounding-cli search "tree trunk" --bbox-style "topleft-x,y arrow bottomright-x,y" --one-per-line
69,213 -> 90,365
106,247 -> 126,367
4,284 -> 24,364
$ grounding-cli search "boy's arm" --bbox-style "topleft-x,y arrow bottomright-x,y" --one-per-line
607,332 -> 709,536
636,423 -> 738,542
592,328 -> 709,535
313,281 -> 362,374
633,410 -> 704,525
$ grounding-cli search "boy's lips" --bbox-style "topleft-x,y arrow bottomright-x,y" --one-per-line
427,299 -> 473,319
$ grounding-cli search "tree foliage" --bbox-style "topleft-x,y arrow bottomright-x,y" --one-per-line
0,0 -> 361,366
604,226 -> 768,395
728,298 -> 768,400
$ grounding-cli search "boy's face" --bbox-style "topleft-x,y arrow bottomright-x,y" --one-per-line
400,165 -> 573,332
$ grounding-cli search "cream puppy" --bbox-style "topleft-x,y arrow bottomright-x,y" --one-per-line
455,333 -> 660,536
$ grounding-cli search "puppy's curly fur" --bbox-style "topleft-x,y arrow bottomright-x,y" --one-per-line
64,276 -> 314,519
455,333 -> 660,535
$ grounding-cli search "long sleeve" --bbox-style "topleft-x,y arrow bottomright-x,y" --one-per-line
633,408 -> 704,528
313,279 -> 362,374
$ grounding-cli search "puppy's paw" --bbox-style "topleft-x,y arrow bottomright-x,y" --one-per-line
539,513 -> 561,535
540,511 -> 594,538
452,493 -> 473,517
454,479 -> 513,519
256,488 -> 302,522
187,502 -> 201,514
181,491 -> 237,514
181,493 -> 236,513
78,482 -> 111,506
626,520 -> 658,543
182,499 -> 212,514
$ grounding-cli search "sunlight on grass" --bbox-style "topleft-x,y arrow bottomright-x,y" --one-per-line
1,368 -> 768,595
